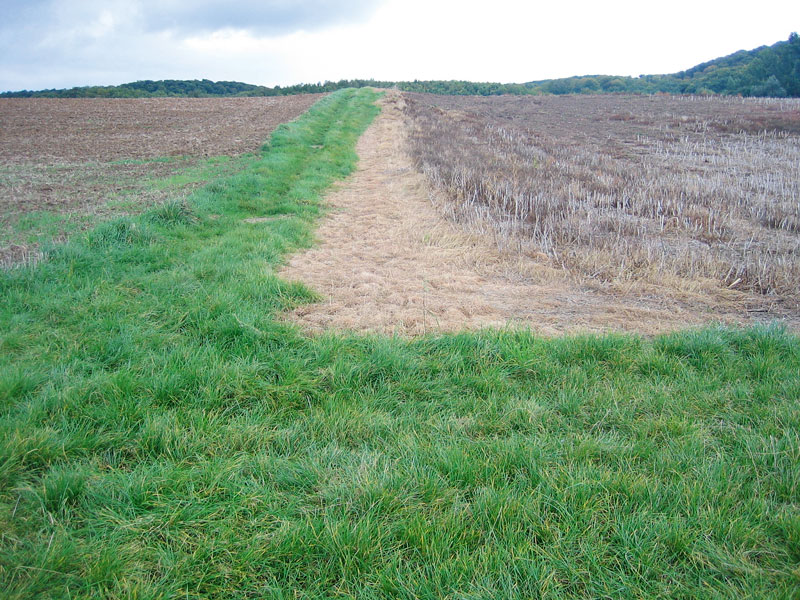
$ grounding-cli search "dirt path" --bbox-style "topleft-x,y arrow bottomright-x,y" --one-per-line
278,92 -> 794,336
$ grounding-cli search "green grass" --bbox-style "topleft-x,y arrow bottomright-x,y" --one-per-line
1,150 -> 258,255
1,88 -> 800,599
11,211 -> 94,245
145,155 -> 248,190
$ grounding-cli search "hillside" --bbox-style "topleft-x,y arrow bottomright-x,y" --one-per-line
1,34 -> 798,98
528,33 -> 800,97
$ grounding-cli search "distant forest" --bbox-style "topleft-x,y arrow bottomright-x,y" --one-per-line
0,79 -> 396,98
3,34 -> 798,98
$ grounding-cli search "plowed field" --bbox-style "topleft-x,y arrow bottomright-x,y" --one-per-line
0,96 -> 322,163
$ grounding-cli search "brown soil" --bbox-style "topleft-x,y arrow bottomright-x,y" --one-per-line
279,92 -> 798,336
0,96 -> 322,163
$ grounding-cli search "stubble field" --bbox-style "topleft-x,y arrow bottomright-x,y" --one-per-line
0,95 -> 321,265
403,93 -> 800,315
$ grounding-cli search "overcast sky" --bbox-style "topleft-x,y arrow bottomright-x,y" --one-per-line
0,0 -> 797,92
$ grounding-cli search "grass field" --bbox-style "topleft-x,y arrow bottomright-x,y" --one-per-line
2,89 -> 800,598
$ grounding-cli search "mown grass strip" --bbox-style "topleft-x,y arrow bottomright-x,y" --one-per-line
2,88 -> 800,599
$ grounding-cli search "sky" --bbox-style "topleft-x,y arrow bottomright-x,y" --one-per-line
0,0 -> 798,92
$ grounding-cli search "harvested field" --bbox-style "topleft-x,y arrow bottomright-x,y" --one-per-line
0,95 -> 321,265
280,92 -> 798,335
403,93 -> 800,309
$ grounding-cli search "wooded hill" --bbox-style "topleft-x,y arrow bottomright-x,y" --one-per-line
3,34 -> 798,98
525,33 -> 800,97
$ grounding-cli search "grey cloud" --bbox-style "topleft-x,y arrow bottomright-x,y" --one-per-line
1,0 -> 383,38
0,0 -> 385,90
139,0 -> 381,35
0,0 -> 50,27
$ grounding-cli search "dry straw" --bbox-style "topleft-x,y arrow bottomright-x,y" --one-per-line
403,93 -> 800,306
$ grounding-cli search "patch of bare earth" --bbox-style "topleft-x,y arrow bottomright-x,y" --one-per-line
1,95 -> 322,265
279,92 -> 796,336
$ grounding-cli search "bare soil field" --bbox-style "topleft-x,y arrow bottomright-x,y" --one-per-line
0,96 -> 322,163
403,92 -> 800,312
0,95 -> 321,264
280,92 -> 798,335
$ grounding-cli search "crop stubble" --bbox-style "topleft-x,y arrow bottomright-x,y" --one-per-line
404,93 -> 800,312
0,95 -> 321,264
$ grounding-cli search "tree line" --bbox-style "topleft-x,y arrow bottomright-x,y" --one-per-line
0,78 -> 396,98
3,34 -> 798,98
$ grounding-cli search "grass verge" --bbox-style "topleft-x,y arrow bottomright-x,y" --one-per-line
2,88 -> 800,599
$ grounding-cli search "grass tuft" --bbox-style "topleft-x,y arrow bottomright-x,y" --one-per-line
86,217 -> 153,248
146,198 -> 197,226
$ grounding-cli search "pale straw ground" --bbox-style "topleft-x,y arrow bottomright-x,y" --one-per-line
278,91 -> 797,336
